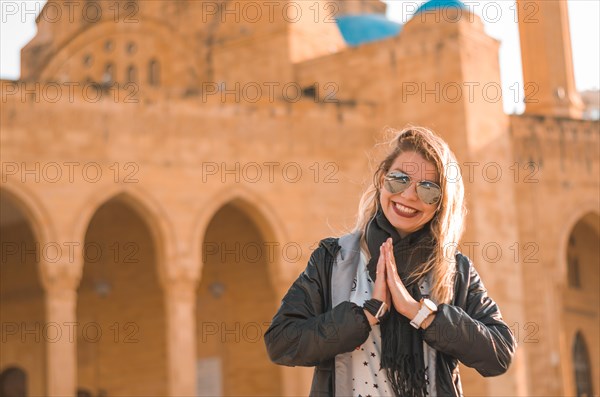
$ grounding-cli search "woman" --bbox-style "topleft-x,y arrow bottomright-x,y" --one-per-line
264,127 -> 516,396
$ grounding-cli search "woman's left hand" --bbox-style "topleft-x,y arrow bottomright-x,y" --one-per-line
383,238 -> 421,320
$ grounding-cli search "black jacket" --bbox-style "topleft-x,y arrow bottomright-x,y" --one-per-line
264,235 -> 517,396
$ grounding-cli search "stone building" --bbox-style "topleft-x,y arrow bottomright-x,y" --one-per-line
0,0 -> 598,396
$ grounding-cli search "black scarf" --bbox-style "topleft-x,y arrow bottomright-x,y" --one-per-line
365,209 -> 435,397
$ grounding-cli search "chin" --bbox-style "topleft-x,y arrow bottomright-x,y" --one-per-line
383,207 -> 427,237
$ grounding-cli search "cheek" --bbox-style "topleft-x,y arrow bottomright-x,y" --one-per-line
379,190 -> 388,205
421,206 -> 437,222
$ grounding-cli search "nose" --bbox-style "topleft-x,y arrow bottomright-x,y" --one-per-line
400,181 -> 419,201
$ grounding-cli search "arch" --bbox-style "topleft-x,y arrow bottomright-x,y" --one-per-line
72,185 -> 176,287
0,187 -> 46,394
0,183 -> 57,294
148,59 -> 160,86
77,389 -> 93,397
191,187 -> 289,293
0,183 -> 54,247
102,62 -> 115,83
0,366 -> 28,396
572,331 -> 594,396
126,64 -> 137,83
558,207 -> 599,397
77,191 -> 169,395
555,203 -> 599,284
195,197 -> 284,396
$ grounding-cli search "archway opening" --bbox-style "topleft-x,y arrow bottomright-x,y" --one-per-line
563,212 -> 599,396
573,332 -> 594,397
0,366 -> 28,397
77,197 -> 167,396
196,202 -> 282,396
0,192 -> 45,395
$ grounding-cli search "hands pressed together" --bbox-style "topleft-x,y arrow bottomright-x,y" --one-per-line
363,238 -> 435,329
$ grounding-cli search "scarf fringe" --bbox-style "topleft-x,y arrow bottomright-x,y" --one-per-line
380,309 -> 429,397
368,210 -> 433,397
382,353 -> 429,397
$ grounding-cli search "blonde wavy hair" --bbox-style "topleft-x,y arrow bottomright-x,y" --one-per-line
354,126 -> 466,305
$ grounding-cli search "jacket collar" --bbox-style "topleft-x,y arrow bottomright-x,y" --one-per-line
318,231 -> 362,261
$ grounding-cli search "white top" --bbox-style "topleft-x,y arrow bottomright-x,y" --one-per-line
347,252 -> 437,397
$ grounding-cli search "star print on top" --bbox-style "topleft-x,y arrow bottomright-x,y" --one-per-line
349,251 -> 393,397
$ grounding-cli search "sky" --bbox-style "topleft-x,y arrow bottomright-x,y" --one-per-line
1,0 -> 598,114
384,0 -> 599,114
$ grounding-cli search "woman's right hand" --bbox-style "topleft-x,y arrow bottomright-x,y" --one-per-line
373,244 -> 390,304
364,244 -> 390,325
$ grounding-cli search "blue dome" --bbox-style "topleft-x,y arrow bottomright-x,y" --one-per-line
415,0 -> 466,14
336,14 -> 402,47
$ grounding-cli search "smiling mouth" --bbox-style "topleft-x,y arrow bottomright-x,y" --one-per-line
392,201 -> 419,218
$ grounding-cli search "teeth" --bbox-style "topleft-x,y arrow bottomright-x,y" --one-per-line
394,202 -> 416,214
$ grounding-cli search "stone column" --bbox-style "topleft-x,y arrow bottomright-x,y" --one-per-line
42,262 -> 80,397
516,0 -> 584,118
165,276 -> 198,396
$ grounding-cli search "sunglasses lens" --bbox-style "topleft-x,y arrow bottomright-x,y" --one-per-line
384,172 -> 410,194
416,183 -> 442,205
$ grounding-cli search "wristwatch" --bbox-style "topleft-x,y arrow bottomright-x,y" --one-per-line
410,298 -> 438,329
363,299 -> 388,323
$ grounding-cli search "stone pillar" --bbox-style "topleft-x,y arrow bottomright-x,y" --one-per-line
165,276 -> 198,396
516,0 -> 584,118
42,262 -> 80,397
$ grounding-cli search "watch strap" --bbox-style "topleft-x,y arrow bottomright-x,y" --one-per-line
410,299 -> 436,329
363,299 -> 387,322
